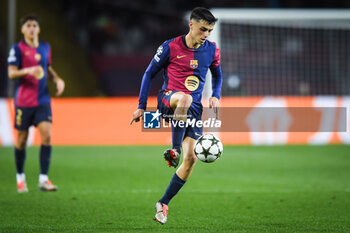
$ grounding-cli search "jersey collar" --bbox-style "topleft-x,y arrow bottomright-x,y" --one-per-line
181,35 -> 206,51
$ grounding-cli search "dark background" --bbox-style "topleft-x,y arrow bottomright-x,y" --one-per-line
0,0 -> 349,97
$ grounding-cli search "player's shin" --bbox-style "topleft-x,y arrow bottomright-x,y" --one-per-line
175,155 -> 197,181
39,145 -> 52,175
15,148 -> 28,192
159,173 -> 186,205
14,147 -> 26,174
172,122 -> 186,154
38,144 -> 57,191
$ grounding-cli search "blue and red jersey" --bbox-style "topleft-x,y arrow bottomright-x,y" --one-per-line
8,40 -> 52,107
138,35 -> 222,110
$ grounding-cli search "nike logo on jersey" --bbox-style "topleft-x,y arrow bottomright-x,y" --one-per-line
177,55 -> 186,59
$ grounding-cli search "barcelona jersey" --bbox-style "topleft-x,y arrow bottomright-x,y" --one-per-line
138,35 -> 222,110
8,40 -> 52,107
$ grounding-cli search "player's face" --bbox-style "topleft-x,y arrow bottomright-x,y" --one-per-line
190,20 -> 214,45
21,20 -> 40,40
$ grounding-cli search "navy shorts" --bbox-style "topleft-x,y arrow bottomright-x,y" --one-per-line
157,90 -> 203,140
15,103 -> 52,130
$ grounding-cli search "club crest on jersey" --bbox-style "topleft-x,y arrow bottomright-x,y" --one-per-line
35,53 -> 41,61
185,75 -> 199,91
190,60 -> 198,69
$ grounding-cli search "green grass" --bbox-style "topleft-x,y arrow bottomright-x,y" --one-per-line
0,145 -> 349,233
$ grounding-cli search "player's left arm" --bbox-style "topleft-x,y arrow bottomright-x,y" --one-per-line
46,45 -> 65,96
209,45 -> 223,117
47,66 -> 65,96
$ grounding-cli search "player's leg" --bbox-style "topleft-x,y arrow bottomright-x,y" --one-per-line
163,123 -> 186,167
163,91 -> 193,167
174,136 -> 197,180
155,137 -> 197,224
36,121 -> 57,191
162,136 -> 197,199
15,130 -> 29,193
37,121 -> 52,175
169,92 -> 193,121
159,137 -> 196,203
35,104 -> 57,191
14,106 -> 32,193
158,90 -> 187,167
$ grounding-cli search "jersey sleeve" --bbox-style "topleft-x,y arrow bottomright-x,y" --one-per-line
138,41 -> 171,110
151,41 -> 171,68
210,44 -> 222,99
210,65 -> 222,99
48,44 -> 52,66
7,44 -> 21,67
210,43 -> 220,69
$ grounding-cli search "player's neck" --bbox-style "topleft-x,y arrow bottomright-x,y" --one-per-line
24,37 -> 39,48
185,33 -> 200,49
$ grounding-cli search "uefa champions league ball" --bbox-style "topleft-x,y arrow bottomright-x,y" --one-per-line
194,134 -> 223,163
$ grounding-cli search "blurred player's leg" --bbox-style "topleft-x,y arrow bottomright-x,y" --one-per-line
37,122 -> 57,191
15,130 -> 29,193
155,137 -> 197,224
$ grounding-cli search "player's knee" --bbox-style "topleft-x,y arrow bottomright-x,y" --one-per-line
41,133 -> 51,145
42,137 -> 51,145
179,94 -> 193,108
17,140 -> 27,150
17,133 -> 28,149
183,152 -> 197,167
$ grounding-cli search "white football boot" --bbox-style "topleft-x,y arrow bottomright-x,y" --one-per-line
17,181 -> 28,193
38,180 -> 57,192
154,202 -> 168,224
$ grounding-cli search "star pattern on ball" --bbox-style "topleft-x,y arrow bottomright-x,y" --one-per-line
201,143 -> 212,158
208,136 -> 220,146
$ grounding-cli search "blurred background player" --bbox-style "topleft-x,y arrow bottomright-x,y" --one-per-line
7,15 -> 65,192
130,7 -> 222,224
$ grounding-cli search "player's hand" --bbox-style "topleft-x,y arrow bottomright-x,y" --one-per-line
130,109 -> 144,125
55,78 -> 65,96
26,66 -> 42,78
209,96 -> 220,119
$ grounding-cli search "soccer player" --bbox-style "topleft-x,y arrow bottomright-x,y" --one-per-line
7,15 -> 65,193
130,7 -> 222,224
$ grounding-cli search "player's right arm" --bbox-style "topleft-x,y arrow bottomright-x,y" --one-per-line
130,41 -> 171,125
8,65 -> 42,79
7,45 -> 41,79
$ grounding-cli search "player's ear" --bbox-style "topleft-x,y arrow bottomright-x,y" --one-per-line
189,20 -> 193,30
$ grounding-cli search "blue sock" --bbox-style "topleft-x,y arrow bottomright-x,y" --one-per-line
14,148 -> 26,173
40,145 -> 52,174
172,121 -> 186,154
159,173 -> 186,205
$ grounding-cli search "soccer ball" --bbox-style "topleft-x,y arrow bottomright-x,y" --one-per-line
194,134 -> 223,163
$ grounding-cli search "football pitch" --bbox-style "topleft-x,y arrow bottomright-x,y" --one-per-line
0,145 -> 349,233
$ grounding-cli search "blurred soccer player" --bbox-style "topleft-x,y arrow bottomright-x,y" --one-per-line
130,7 -> 222,224
7,15 -> 65,193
